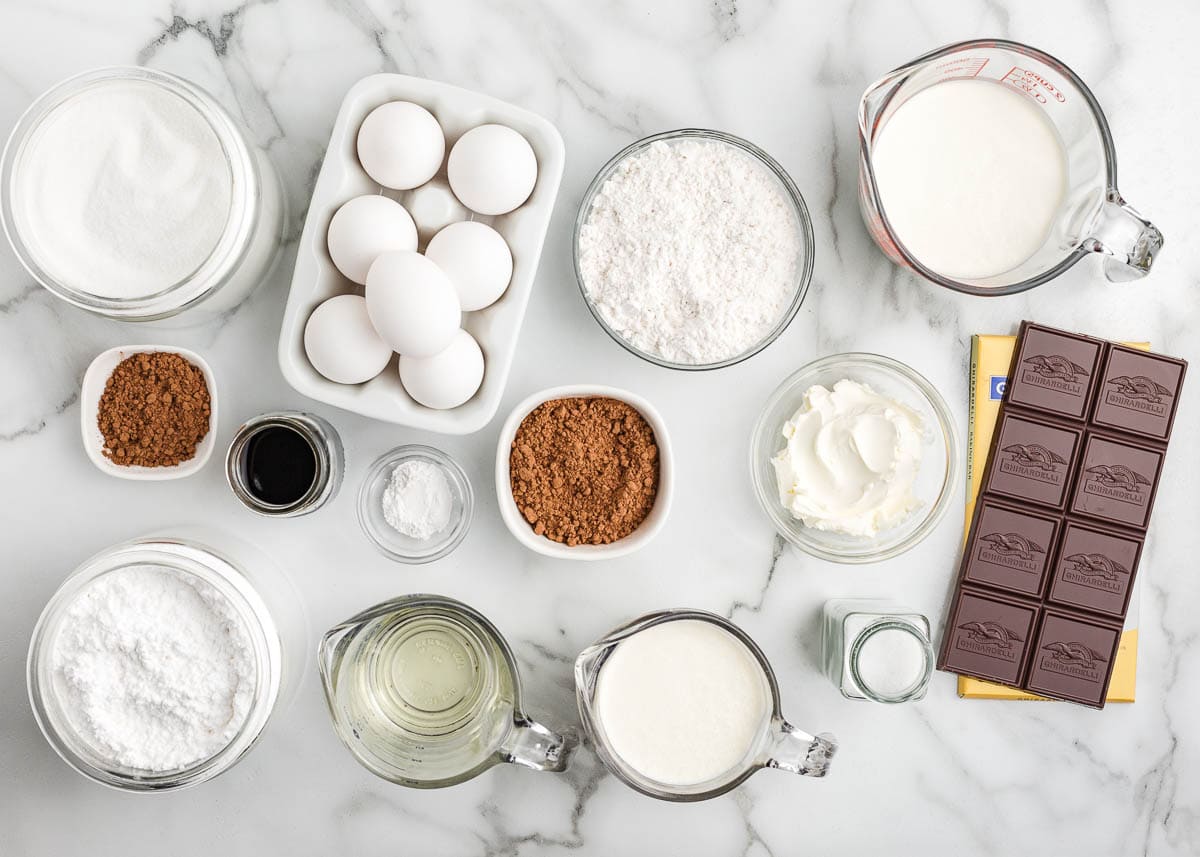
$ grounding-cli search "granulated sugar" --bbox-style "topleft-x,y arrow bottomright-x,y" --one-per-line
13,78 -> 232,299
578,138 -> 804,365
51,564 -> 255,772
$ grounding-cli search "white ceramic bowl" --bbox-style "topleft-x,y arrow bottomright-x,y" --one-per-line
750,353 -> 959,563
80,345 -> 218,480
495,385 -> 673,560
278,73 -> 565,434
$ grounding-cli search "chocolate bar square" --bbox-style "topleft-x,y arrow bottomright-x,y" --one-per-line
984,412 -> 1082,509
1008,325 -> 1103,420
940,589 -> 1038,685
962,501 -> 1058,596
1070,434 -> 1163,530
1093,345 -> 1186,441
1025,612 -> 1122,708
1047,522 -> 1142,618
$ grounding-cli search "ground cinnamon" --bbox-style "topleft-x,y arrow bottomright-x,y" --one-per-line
97,352 -> 212,467
509,397 -> 659,546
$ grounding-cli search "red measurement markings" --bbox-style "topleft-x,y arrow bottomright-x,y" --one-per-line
1001,66 -> 1068,104
934,56 -> 990,81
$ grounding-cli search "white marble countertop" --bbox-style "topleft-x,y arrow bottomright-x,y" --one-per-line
2,1 -> 1197,854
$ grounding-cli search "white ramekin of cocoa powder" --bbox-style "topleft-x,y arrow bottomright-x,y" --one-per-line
80,345 -> 218,480
495,385 -> 674,560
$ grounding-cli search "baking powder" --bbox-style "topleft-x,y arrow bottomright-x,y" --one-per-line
578,138 -> 803,365
382,460 -> 453,539
51,564 -> 255,772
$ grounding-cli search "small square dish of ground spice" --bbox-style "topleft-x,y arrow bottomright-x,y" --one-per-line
80,346 -> 218,480
496,387 -> 674,560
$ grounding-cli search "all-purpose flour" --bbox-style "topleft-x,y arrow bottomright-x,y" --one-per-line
51,564 -> 255,772
578,139 -> 803,365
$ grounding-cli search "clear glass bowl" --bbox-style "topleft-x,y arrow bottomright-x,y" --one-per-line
750,353 -> 959,563
26,537 -> 285,792
573,129 -> 815,370
357,445 -> 473,564
0,66 -> 283,322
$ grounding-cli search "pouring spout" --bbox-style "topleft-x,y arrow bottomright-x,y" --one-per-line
766,721 -> 838,778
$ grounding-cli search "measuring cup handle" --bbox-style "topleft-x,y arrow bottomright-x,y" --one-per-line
1086,192 -> 1164,282
501,717 -> 572,773
765,720 -> 837,778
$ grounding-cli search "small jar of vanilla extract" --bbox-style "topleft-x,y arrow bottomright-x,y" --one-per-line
226,411 -> 343,517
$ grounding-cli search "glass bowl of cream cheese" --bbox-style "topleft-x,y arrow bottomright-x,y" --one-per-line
750,353 -> 959,563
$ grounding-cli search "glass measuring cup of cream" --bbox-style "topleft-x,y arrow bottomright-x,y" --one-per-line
1,67 -> 283,322
575,609 -> 837,801
858,39 -> 1162,295
318,594 -> 571,788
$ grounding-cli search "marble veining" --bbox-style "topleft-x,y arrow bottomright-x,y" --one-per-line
0,1 -> 1198,855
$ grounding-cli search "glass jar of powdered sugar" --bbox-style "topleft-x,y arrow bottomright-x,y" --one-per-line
821,599 -> 933,704
27,534 -> 305,791
1,67 -> 283,322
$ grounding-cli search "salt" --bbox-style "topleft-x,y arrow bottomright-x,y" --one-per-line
12,78 -> 232,299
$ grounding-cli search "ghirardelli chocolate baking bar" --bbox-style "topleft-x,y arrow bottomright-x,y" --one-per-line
1093,345 -> 1186,441
962,500 -> 1058,596
1008,326 -> 1103,419
939,322 -> 1185,709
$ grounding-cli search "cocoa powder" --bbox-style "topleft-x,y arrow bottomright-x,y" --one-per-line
509,397 -> 659,546
97,352 -> 212,467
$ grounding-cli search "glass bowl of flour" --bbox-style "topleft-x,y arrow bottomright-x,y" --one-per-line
750,353 -> 960,563
26,537 -> 288,791
574,129 -> 814,370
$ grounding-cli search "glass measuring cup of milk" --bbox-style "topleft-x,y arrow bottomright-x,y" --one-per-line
858,39 -> 1162,295
318,594 -> 571,788
575,609 -> 837,801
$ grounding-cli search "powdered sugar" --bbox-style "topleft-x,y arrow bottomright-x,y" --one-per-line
50,564 -> 255,772
382,459 -> 453,539
578,138 -> 804,365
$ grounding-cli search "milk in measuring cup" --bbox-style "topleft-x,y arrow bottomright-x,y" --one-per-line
871,78 -> 1068,280
592,619 -> 771,786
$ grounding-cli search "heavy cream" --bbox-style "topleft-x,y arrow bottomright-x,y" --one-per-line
772,379 -> 923,537
592,619 -> 771,787
871,78 -> 1068,280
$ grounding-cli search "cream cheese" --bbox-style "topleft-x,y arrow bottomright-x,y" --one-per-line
772,379 -> 924,537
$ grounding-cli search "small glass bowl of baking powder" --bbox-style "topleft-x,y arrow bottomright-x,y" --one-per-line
26,537 -> 289,792
750,353 -> 960,563
357,445 -> 474,564
573,128 -> 815,370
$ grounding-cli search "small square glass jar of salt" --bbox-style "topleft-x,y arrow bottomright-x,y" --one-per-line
820,600 -> 933,703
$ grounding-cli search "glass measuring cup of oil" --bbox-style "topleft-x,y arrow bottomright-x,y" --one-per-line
318,594 -> 571,788
858,38 -> 1162,295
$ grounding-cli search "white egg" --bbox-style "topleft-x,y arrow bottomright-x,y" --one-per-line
357,101 -> 445,190
327,195 -> 417,284
304,294 -> 393,384
424,221 -> 513,311
400,329 -> 485,410
406,180 -> 471,242
365,251 -> 461,357
447,124 -> 538,215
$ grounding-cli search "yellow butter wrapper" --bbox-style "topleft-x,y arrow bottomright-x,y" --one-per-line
957,335 -> 1146,703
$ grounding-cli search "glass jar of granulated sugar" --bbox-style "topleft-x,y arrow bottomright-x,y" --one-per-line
1,67 -> 284,322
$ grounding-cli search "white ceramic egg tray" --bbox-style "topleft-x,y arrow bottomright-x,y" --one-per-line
278,74 -> 565,434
